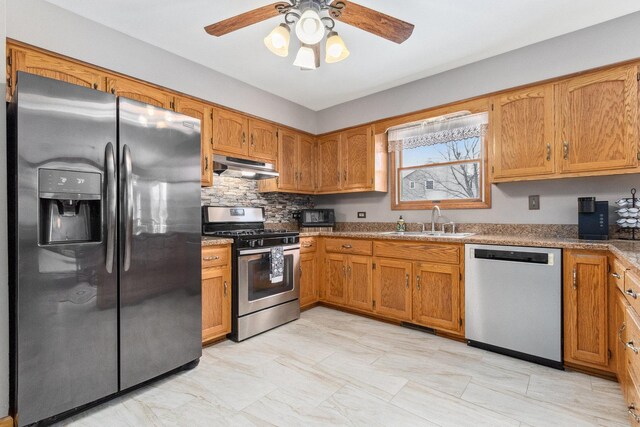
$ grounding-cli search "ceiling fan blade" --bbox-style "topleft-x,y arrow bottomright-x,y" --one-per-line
204,2 -> 289,37
331,1 -> 414,44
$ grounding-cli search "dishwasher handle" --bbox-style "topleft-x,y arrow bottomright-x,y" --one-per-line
474,248 -> 551,265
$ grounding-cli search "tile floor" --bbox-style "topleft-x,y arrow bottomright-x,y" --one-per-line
60,307 -> 627,426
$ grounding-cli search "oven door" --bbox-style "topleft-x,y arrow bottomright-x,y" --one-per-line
237,245 -> 300,316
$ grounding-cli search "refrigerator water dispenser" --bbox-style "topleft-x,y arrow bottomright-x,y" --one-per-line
38,168 -> 102,244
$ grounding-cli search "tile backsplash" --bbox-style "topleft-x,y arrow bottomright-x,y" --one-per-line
201,176 -> 315,224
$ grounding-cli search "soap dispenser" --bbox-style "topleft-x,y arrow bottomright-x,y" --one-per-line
396,216 -> 406,232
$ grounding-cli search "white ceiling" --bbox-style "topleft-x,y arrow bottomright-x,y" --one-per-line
44,0 -> 640,111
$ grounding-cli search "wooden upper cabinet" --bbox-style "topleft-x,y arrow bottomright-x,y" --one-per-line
298,135 -> 316,192
557,65 -> 638,174
563,250 -> 609,368
346,255 -> 373,312
212,108 -> 249,157
412,263 -> 461,333
342,126 -> 373,190
492,85 -> 555,179
175,97 -> 214,187
248,119 -> 278,163
277,129 -> 299,191
106,76 -> 174,109
9,47 -> 105,99
317,133 -> 342,192
373,258 -> 412,321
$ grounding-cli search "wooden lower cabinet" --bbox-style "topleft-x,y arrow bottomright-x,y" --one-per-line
373,258 -> 412,321
325,253 -> 348,305
563,250 -> 610,370
300,252 -> 318,308
413,262 -> 462,333
202,246 -> 232,345
346,255 -> 373,311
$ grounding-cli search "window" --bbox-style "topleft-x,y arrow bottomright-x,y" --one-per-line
389,111 -> 490,210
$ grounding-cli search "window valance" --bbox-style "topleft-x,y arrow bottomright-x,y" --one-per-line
387,111 -> 489,152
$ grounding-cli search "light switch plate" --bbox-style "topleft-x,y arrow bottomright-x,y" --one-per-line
357,212 -> 367,219
529,195 -> 540,210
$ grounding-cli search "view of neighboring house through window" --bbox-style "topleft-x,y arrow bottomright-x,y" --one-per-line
388,111 -> 490,209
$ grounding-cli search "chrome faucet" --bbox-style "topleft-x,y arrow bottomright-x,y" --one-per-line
431,205 -> 441,232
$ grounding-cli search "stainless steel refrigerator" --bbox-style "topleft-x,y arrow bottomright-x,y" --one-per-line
8,72 -> 202,426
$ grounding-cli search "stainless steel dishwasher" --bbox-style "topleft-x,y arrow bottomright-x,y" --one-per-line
465,244 -> 563,368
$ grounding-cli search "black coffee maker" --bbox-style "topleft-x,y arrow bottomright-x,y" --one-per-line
578,197 -> 609,240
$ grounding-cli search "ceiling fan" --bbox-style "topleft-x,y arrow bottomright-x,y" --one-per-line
204,0 -> 414,70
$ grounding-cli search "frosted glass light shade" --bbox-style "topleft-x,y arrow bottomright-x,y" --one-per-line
295,9 -> 324,45
264,24 -> 290,57
293,46 -> 317,70
325,31 -> 350,63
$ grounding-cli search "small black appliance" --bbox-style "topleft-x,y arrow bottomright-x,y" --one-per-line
299,209 -> 336,227
578,197 -> 609,240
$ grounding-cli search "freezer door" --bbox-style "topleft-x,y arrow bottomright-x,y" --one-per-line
10,73 -> 118,426
118,98 -> 202,389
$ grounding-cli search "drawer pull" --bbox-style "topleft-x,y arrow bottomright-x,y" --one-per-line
619,323 -> 627,345
626,340 -> 639,354
572,267 -> 577,290
203,256 -> 221,261
405,273 -> 409,289
342,244 -> 353,249
302,243 -> 313,248
629,404 -> 640,422
224,281 -> 228,297
612,272 -> 621,279
416,275 -> 421,291
626,288 -> 638,299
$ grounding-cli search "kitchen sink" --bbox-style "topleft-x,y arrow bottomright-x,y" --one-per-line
380,231 -> 475,238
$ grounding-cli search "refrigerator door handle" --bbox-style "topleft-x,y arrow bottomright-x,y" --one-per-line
105,142 -> 117,273
123,144 -> 133,271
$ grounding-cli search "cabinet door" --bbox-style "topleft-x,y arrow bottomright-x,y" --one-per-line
413,263 -> 461,333
10,48 -> 105,99
298,135 -> 317,192
346,255 -> 373,311
202,266 -> 231,343
492,86 -> 555,179
317,134 -> 342,192
106,76 -> 173,109
557,65 -> 638,173
373,258 -> 412,321
277,129 -> 299,191
325,254 -> 347,305
249,119 -> 278,163
175,97 -> 213,187
342,126 -> 373,190
212,108 -> 249,157
564,251 -> 609,367
300,252 -> 318,308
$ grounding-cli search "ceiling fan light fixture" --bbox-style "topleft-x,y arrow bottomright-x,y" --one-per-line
264,23 -> 291,57
325,31 -> 350,64
295,8 -> 325,45
293,46 -> 317,70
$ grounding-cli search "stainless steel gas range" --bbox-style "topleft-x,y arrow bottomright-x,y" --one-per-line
202,206 -> 300,341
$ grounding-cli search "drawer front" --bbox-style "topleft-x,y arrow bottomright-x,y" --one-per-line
300,237 -> 317,253
626,271 -> 640,312
325,238 -> 373,256
626,306 -> 640,389
374,241 -> 460,264
202,246 -> 229,269
627,367 -> 640,424
612,258 -> 628,293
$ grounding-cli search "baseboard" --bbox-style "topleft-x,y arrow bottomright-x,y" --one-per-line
317,302 -> 402,326
563,361 -> 618,381
0,415 -> 14,427
202,335 -> 228,348
300,301 -> 320,312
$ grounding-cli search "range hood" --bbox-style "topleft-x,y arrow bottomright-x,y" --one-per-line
213,155 -> 279,180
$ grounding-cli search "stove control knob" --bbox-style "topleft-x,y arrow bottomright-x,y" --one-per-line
258,239 -> 264,247
288,237 -> 295,244
248,240 -> 257,248
282,238 -> 288,244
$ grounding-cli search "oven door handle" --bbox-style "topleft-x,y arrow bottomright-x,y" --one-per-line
239,245 -> 300,255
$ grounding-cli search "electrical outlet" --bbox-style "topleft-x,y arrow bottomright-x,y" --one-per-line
357,212 -> 367,219
529,195 -> 540,210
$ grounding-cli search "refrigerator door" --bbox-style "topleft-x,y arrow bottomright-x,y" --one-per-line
10,73 -> 118,426
118,98 -> 202,389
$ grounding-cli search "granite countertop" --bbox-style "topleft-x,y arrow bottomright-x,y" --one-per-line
202,236 -> 234,247
299,231 -> 640,271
